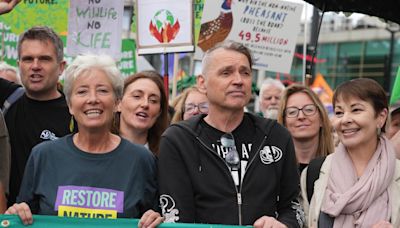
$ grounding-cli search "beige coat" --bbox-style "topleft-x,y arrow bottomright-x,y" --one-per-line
300,154 -> 400,228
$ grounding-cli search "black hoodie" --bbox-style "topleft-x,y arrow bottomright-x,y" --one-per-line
158,113 -> 303,227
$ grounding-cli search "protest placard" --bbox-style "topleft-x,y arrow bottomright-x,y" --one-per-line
136,0 -> 194,54
196,0 -> 302,73
67,0 -> 124,59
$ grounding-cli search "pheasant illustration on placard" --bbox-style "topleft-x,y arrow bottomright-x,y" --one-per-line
198,0 -> 233,52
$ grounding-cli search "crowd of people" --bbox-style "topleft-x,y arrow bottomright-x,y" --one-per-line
0,23 -> 399,228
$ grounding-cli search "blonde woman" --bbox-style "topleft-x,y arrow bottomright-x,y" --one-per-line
278,84 -> 334,173
171,86 -> 208,124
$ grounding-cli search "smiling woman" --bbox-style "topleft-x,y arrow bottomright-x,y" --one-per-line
277,84 -> 333,173
300,78 -> 400,228
5,55 -> 163,227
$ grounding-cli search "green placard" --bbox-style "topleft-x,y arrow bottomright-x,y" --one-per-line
118,39 -> 137,77
390,67 -> 400,106
0,214 -> 250,228
0,0 -> 69,36
194,0 -> 204,44
0,25 -> 18,65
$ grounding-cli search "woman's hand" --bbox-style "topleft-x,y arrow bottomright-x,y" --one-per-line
372,220 -> 393,228
4,202 -> 33,225
138,209 -> 164,228
253,216 -> 288,228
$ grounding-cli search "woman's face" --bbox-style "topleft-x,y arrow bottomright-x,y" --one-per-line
183,90 -> 208,120
333,96 -> 387,151
69,69 -> 117,132
284,92 -> 321,141
118,78 -> 161,133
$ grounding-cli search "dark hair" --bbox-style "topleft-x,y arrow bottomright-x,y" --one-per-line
18,26 -> 64,62
333,78 -> 388,132
113,71 -> 168,155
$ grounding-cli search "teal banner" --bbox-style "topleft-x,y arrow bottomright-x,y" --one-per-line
0,215 -> 250,228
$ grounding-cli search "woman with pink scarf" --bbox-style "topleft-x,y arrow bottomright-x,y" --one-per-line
301,78 -> 400,228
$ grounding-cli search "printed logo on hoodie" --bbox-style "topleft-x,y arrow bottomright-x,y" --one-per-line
160,194 -> 179,222
259,145 -> 282,164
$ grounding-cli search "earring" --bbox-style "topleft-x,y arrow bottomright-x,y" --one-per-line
376,127 -> 381,136
69,116 -> 75,133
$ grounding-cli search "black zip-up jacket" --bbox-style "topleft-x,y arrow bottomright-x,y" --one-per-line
158,113 -> 304,227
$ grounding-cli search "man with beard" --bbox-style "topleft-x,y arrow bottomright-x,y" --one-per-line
258,78 -> 285,119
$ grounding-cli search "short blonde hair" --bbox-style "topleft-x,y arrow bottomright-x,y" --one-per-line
63,54 -> 123,105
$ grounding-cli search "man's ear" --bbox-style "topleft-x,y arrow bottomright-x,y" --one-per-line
197,74 -> 206,94
58,60 -> 67,76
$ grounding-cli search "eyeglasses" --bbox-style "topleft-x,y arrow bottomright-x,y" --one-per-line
220,133 -> 240,169
285,104 -> 318,118
184,102 -> 209,114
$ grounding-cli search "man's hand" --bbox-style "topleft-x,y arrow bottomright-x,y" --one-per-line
138,209 -> 164,228
0,0 -> 21,15
4,202 -> 33,225
254,216 -> 288,228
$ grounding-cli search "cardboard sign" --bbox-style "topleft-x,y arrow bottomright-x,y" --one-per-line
136,0 -> 194,54
196,0 -> 302,73
67,0 -> 124,59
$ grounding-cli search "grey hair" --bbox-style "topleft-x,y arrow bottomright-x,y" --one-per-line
0,61 -> 17,73
0,61 -> 19,83
63,54 -> 123,105
18,26 -> 64,62
201,40 -> 253,75
259,77 -> 285,98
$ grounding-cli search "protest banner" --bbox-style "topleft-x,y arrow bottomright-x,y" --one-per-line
136,0 -> 194,54
67,0 -> 124,59
196,0 -> 302,74
0,214 -> 249,228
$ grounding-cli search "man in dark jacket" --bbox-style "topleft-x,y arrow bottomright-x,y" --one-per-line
0,26 -> 70,206
158,41 -> 304,227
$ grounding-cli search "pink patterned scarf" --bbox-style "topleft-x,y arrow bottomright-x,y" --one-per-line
321,136 -> 396,227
